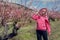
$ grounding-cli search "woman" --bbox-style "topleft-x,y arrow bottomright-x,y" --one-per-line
12,21 -> 20,35
32,8 -> 51,40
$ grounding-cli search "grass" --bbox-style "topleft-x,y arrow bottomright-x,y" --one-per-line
0,21 -> 60,40
49,21 -> 60,40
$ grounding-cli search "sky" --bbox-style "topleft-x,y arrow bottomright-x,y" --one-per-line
3,0 -> 60,11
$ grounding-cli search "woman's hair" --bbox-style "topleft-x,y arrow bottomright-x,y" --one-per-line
38,8 -> 48,16
38,8 -> 47,13
14,21 -> 17,24
40,8 -> 47,12
13,21 -> 17,26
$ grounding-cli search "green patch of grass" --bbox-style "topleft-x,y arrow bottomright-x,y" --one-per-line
0,21 -> 60,40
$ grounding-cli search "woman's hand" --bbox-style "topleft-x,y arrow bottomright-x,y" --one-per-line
48,32 -> 51,36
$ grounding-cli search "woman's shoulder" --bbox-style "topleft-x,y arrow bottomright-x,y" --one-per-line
44,16 -> 49,21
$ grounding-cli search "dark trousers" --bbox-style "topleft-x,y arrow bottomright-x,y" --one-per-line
36,30 -> 48,40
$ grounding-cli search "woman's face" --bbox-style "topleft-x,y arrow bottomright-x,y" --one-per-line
42,9 -> 47,15
39,9 -> 47,16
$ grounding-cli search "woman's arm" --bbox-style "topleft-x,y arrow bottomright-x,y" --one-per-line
32,14 -> 39,20
45,17 -> 51,35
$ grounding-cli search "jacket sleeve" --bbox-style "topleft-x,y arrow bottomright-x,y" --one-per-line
32,14 -> 39,20
45,17 -> 51,34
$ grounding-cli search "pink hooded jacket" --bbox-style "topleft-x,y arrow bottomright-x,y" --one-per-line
32,14 -> 51,33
